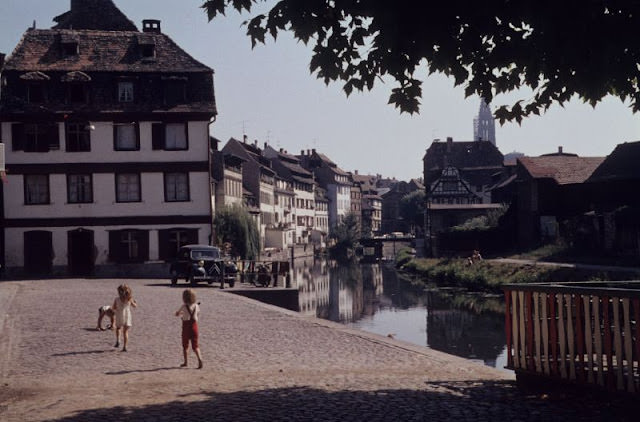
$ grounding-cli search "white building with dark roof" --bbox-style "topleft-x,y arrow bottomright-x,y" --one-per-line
0,0 -> 217,276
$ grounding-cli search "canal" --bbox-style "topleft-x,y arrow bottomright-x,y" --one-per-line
290,257 -> 510,372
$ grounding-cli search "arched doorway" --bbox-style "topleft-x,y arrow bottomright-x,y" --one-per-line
68,228 -> 94,276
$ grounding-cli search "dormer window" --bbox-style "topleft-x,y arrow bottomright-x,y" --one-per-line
141,44 -> 155,58
62,41 -> 78,56
60,33 -> 79,57
62,71 -> 91,104
137,33 -> 156,59
19,72 -> 49,103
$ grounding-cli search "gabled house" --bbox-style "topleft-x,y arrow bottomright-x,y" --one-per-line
0,0 -> 217,276
584,141 -> 640,257
263,144 -> 316,244
380,179 -> 424,235
423,137 -> 504,203
298,149 -> 351,232
515,153 -> 605,248
221,137 -> 276,247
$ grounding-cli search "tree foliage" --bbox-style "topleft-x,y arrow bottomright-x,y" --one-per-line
399,190 -> 425,231
329,212 -> 360,255
213,204 -> 260,259
202,0 -> 640,122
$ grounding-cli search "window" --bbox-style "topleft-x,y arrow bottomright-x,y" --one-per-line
114,123 -> 139,151
164,172 -> 189,202
116,173 -> 141,202
164,80 -> 186,104
141,44 -> 155,58
109,229 -> 149,263
27,83 -> 46,103
67,174 -> 93,203
152,122 -> 188,150
65,122 -> 90,152
12,123 -> 59,152
24,174 -> 49,205
118,82 -> 134,103
62,41 -> 78,56
67,83 -> 88,103
158,228 -> 198,261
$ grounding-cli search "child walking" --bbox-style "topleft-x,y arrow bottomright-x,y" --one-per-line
112,284 -> 137,352
175,288 -> 203,369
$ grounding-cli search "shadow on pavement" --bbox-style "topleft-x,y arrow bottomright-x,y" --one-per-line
104,367 -> 180,375
51,350 -> 111,357
48,382 -> 634,421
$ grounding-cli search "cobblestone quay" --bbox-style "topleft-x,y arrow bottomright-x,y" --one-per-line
0,278 -> 634,421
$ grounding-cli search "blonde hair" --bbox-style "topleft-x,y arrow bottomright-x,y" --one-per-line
182,288 -> 196,305
117,284 -> 133,302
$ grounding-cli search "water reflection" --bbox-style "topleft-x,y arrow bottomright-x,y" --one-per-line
292,257 -> 508,370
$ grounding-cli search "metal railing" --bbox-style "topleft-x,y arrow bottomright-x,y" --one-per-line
503,281 -> 640,394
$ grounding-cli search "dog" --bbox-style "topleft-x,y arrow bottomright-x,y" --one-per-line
97,305 -> 115,331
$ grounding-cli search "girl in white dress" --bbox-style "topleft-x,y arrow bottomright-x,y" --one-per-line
112,284 -> 137,352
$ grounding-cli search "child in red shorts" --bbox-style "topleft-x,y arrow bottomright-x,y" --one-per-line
175,288 -> 203,369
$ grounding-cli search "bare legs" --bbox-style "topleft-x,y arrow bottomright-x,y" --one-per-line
114,326 -> 130,351
181,346 -> 203,369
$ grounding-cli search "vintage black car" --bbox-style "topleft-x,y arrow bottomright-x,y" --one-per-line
169,245 -> 237,287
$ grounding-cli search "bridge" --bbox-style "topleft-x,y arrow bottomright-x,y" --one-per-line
360,236 -> 414,260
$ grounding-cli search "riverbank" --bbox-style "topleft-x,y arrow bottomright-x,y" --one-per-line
396,248 -> 640,292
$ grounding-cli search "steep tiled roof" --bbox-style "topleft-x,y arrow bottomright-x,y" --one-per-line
53,0 -> 138,31
518,156 -> 605,185
587,141 -> 640,182
4,29 -> 211,73
423,139 -> 504,170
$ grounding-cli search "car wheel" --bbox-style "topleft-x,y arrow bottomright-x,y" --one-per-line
171,277 -> 177,285
229,279 -> 235,288
189,275 -> 197,285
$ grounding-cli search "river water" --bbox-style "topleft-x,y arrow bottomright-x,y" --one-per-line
290,258 -> 510,371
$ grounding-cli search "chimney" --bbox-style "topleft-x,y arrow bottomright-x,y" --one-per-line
312,148 -> 316,154
264,141 -> 267,149
307,149 -> 311,155
446,136 -> 453,153
558,146 -> 563,154
243,135 -> 248,143
354,170 -> 359,175
142,19 -> 161,33
301,150 -> 304,156
280,148 -> 284,153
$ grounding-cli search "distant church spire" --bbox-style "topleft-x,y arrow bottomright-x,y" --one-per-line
473,98 -> 496,146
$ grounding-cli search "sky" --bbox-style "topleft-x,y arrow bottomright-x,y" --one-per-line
1,0 -> 639,181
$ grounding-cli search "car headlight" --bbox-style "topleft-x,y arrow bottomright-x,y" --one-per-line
198,260 -> 204,267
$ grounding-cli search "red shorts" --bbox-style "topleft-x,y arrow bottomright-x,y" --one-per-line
182,320 -> 199,350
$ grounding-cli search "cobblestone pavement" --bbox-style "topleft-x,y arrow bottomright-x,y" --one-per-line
0,278 -> 635,421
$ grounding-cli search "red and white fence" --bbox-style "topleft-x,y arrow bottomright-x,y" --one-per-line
504,282 -> 640,394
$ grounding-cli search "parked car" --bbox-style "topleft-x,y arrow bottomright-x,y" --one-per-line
169,244 -> 237,287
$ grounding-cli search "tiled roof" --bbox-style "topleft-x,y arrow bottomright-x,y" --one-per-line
587,141 -> 640,182
4,29 -> 211,73
424,139 -> 504,170
518,156 -> 605,185
53,0 -> 138,32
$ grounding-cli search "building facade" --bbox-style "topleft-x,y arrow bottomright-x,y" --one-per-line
0,0 -> 217,276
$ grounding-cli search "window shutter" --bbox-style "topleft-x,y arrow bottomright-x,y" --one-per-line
12,123 -> 24,151
135,122 -> 141,149
187,228 -> 198,245
158,229 -> 169,261
108,231 -> 121,263
152,123 -> 164,150
112,123 -> 118,150
138,230 -> 149,262
183,123 -> 189,149
47,123 -> 59,150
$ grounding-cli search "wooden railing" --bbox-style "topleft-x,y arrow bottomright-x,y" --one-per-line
504,282 -> 640,394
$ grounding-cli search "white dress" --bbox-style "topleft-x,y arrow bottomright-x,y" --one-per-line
114,297 -> 133,327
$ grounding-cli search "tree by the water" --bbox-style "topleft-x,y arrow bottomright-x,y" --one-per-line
202,0 -> 640,122
213,204 -> 260,260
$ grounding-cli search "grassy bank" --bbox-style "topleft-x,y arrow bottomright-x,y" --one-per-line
396,249 -> 639,293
